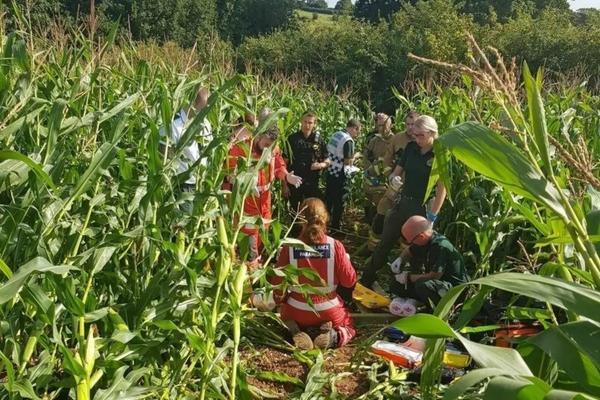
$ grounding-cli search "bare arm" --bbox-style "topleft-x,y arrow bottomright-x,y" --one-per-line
389,165 -> 404,181
409,271 -> 443,283
430,180 -> 447,215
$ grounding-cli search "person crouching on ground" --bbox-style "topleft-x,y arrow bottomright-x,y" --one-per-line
389,215 -> 469,308
271,198 -> 357,350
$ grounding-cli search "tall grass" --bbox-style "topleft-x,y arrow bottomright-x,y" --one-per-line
1,11 -> 599,400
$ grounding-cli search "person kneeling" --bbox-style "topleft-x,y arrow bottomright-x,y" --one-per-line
389,215 -> 469,309
271,198 -> 357,350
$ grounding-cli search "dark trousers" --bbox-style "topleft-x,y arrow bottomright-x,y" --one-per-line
372,213 -> 385,235
390,278 -> 453,307
289,182 -> 322,213
325,173 -> 347,229
360,196 -> 426,288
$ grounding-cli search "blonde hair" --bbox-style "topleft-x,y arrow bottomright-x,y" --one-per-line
415,115 -> 438,138
299,198 -> 329,245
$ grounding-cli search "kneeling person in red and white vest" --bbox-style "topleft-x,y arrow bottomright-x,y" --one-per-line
271,198 -> 357,350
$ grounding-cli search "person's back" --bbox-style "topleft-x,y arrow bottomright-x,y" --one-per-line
273,198 -> 357,349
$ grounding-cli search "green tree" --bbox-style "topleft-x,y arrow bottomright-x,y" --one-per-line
306,0 -> 328,9
217,0 -> 296,44
173,0 -> 218,47
335,0 -> 353,14
380,0 -> 474,103
238,18 -> 389,96
353,0 -> 404,23
459,0 -> 571,23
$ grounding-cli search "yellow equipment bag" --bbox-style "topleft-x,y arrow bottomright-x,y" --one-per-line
353,282 -> 391,309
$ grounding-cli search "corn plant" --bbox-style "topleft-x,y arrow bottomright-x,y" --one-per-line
393,35 -> 600,399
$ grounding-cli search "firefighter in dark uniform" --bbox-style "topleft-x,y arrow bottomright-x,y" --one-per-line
360,115 -> 447,289
284,111 -> 330,212
389,215 -> 469,306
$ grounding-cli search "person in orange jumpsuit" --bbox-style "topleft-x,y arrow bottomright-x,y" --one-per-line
226,126 -> 303,265
271,198 -> 357,350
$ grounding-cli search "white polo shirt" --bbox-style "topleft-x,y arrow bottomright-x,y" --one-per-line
159,109 -> 212,185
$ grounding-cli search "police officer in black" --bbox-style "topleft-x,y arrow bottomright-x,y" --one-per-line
284,111 -> 330,212
360,115 -> 447,289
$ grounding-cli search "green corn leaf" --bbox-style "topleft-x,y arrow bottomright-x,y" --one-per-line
255,371 -> 303,386
523,63 -> 553,178
0,150 -> 56,190
471,273 -> 600,323
438,122 -> 567,219
0,257 -> 76,304
444,368 -> 518,400
528,322 -> 600,395
482,376 -> 549,400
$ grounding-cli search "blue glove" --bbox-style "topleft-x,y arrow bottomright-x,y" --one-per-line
426,211 -> 438,223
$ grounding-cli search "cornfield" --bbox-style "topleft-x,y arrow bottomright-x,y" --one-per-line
1,12 -> 600,400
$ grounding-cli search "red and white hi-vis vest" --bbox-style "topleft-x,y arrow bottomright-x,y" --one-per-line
286,236 -> 341,312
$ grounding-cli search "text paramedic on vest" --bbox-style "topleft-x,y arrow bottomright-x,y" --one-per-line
389,215 -> 469,307
158,87 -> 212,212
271,198 -> 357,350
283,111 -> 330,212
325,119 -> 362,230
360,115 -> 447,289
225,125 -> 303,266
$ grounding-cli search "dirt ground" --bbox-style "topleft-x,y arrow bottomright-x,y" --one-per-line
241,208 -> 393,398
242,331 -> 378,399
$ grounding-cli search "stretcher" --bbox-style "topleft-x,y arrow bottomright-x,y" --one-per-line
352,282 -> 391,310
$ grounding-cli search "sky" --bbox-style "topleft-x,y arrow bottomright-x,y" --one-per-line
324,0 -> 600,10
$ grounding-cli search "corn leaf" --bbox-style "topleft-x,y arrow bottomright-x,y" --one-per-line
0,257 -> 76,304
0,150 -> 56,189
438,122 -> 567,219
523,63 -> 553,178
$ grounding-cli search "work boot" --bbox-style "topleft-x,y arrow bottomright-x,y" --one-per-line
313,322 -> 338,350
284,320 -> 313,350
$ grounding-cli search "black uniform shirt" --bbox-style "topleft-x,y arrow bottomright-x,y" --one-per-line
396,141 -> 434,201
285,130 -> 327,185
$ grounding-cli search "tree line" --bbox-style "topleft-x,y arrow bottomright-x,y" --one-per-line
5,0 -> 599,109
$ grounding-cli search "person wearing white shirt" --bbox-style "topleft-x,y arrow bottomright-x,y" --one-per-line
159,87 -> 212,213
159,87 -> 212,187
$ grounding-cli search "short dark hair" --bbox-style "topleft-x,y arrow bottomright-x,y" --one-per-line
347,119 -> 361,129
263,125 -> 279,141
406,110 -> 420,119
302,111 -> 317,119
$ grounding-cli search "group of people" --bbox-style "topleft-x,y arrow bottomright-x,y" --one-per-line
161,87 -> 469,351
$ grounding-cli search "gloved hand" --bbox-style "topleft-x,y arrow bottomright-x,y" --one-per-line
389,175 -> 403,191
426,210 -> 438,224
286,171 -> 303,188
344,165 -> 360,177
390,256 -> 404,274
395,271 -> 409,285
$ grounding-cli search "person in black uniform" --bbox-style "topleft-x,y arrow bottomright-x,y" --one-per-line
360,115 -> 447,289
283,111 -> 330,212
